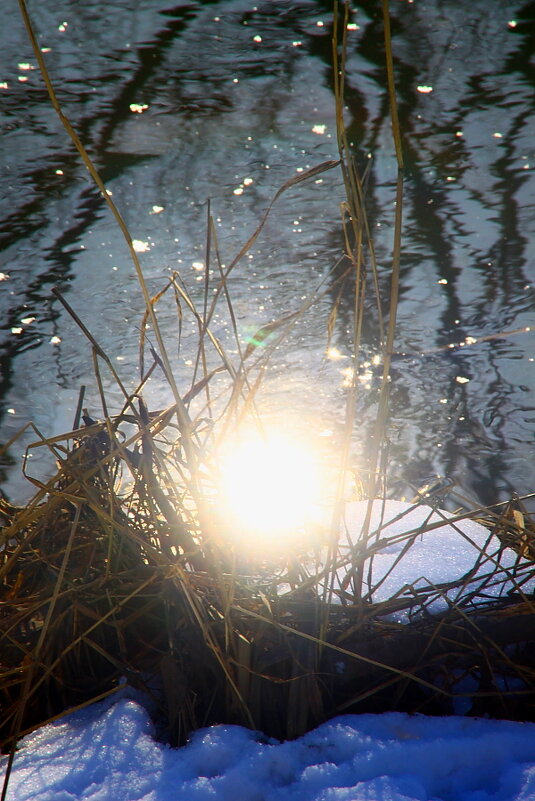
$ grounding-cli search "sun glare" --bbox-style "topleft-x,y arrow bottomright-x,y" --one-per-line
217,430 -> 323,553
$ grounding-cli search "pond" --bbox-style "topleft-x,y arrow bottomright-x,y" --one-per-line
1,0 -> 534,508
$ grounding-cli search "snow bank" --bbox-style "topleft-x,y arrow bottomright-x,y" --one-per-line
5,698 -> 535,801
330,500 -> 531,617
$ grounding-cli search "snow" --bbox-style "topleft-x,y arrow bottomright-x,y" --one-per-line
332,500 -> 532,618
3,501 -> 535,801
5,698 -> 535,801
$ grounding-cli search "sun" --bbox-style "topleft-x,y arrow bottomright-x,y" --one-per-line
216,428 -> 324,554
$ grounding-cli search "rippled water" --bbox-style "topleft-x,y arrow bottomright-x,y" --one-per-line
1,0 -> 534,506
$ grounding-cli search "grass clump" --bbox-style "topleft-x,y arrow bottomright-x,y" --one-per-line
2,418 -> 535,755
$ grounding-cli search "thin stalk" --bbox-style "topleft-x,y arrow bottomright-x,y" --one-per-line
382,0 -> 404,169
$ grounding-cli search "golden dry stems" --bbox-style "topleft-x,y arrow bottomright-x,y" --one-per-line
2,423 -> 534,755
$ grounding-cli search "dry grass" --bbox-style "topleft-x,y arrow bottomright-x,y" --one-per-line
1,431 -> 534,755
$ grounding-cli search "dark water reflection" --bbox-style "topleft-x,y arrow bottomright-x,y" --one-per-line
0,0 -> 534,506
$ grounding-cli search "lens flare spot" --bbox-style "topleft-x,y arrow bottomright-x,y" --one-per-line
217,431 -> 323,552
